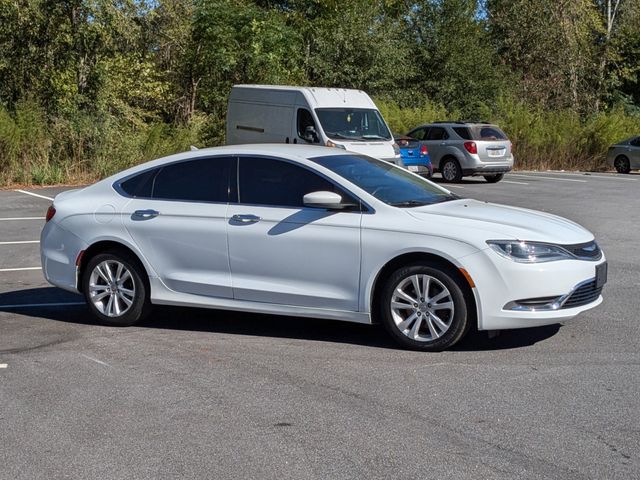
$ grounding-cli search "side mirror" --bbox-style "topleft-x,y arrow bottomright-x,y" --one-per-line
303,191 -> 344,209
304,125 -> 319,143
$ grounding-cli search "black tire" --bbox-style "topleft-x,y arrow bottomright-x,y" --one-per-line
440,158 -> 463,183
378,263 -> 471,351
82,250 -> 150,326
484,173 -> 504,183
614,155 -> 631,174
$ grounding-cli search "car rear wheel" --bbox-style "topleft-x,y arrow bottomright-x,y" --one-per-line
379,263 -> 470,351
82,251 -> 150,326
440,158 -> 463,183
484,173 -> 504,183
614,155 -> 631,174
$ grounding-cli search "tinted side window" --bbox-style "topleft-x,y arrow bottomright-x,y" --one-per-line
631,137 -> 640,147
453,127 -> 472,140
427,127 -> 449,140
152,157 -> 234,202
119,168 -> 158,198
408,128 -> 427,140
239,157 -> 348,208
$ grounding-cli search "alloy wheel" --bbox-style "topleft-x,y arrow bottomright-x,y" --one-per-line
390,274 -> 455,342
88,260 -> 136,317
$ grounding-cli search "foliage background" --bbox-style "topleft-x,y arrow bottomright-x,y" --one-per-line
0,0 -> 639,185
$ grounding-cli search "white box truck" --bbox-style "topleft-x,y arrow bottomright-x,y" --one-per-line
226,85 -> 402,165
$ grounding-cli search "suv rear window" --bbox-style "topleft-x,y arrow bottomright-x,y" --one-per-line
470,125 -> 508,141
452,127 -> 472,140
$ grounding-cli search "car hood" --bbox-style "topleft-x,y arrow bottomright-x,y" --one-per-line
406,199 -> 594,245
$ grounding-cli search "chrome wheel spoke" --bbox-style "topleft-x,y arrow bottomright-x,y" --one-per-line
397,312 -> 418,332
93,291 -> 110,302
117,291 -> 133,307
105,295 -> 114,316
426,314 -> 440,339
421,276 -> 431,300
96,265 -> 110,283
90,284 -> 108,293
391,300 -> 412,310
118,287 -> 134,298
429,311 -> 449,331
395,288 -> 417,305
429,290 -> 449,304
119,270 -> 131,284
432,301 -> 453,310
115,262 -> 124,283
409,314 -> 423,339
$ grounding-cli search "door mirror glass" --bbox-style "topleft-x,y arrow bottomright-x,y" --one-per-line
303,191 -> 344,209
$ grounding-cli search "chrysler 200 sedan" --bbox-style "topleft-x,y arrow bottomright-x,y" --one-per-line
41,145 -> 607,350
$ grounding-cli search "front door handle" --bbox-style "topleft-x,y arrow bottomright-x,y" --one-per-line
231,214 -> 261,224
132,209 -> 159,220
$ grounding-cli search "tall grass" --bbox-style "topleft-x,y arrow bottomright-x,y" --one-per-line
0,101 -> 204,187
378,97 -> 640,171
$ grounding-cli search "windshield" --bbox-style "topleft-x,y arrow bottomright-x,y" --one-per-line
310,154 -> 459,207
315,108 -> 392,142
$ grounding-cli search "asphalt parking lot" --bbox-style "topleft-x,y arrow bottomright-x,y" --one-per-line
1,172 -> 639,480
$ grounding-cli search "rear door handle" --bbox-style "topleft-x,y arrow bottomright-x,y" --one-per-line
231,214 -> 261,224
132,209 -> 159,220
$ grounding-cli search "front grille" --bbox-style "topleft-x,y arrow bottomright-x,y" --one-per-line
563,241 -> 602,261
562,280 -> 602,309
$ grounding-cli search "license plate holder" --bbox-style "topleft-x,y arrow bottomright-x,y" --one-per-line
595,262 -> 608,289
487,148 -> 506,158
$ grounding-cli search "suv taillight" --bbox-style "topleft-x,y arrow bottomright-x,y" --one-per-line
45,205 -> 56,222
464,141 -> 477,154
420,145 -> 428,156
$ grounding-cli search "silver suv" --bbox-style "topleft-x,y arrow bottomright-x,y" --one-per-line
406,122 -> 514,183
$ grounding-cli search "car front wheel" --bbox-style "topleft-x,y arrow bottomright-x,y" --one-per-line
379,264 -> 470,351
82,251 -> 150,326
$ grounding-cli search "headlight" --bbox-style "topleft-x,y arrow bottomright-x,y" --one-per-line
487,240 -> 574,263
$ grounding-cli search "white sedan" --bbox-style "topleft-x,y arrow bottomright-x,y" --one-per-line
40,145 -> 607,350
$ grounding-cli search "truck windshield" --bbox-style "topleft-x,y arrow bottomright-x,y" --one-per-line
315,108 -> 392,142
310,154 -> 459,207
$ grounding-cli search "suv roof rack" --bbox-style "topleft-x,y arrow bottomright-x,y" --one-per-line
432,121 -> 466,125
431,120 -> 492,125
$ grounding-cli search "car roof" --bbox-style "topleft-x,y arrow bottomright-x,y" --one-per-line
108,144 -> 354,179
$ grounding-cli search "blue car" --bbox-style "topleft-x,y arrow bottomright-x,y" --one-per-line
395,135 -> 433,177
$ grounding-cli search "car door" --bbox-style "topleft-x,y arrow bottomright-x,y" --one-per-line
121,156 -> 235,298
226,156 -> 362,311
423,126 -> 449,169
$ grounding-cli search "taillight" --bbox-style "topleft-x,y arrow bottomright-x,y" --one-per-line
464,141 -> 477,154
420,145 -> 428,156
45,205 -> 56,222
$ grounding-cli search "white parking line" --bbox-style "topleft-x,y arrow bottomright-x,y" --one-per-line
0,267 -> 41,272
509,174 -> 587,183
15,189 -> 54,201
447,185 -> 465,189
0,364 -> 7,369
544,171 -> 639,181
503,180 -> 530,185
0,301 -> 85,308
80,354 -> 111,367
0,240 -> 39,245
0,217 -> 44,221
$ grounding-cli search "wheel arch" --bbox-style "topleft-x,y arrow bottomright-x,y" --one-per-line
368,251 -> 477,325
77,240 -> 151,293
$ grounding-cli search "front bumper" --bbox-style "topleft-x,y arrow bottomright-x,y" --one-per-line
461,248 -> 607,330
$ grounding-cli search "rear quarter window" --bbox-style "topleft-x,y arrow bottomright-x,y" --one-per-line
119,168 -> 157,198
453,127 -> 472,140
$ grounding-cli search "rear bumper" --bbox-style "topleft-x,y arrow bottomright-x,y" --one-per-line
463,164 -> 512,176
40,220 -> 86,293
